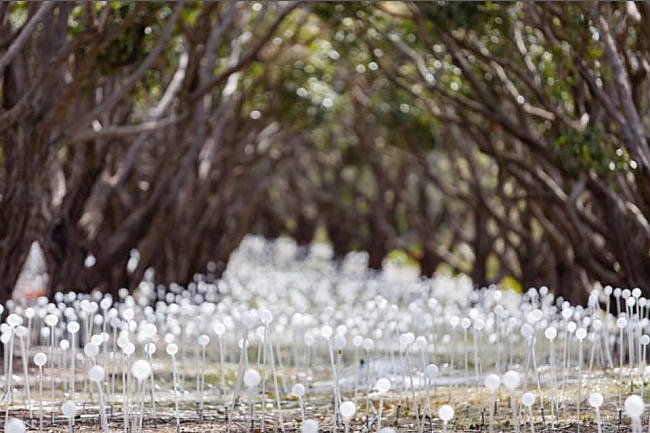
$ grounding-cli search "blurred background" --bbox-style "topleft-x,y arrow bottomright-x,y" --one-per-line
1,2 -> 649,304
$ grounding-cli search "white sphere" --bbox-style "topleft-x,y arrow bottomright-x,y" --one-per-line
7,314 -> 22,327
438,404 -> 455,421
214,323 -> 226,336
353,336 -> 363,347
61,401 -> 77,418
528,309 -> 543,323
88,365 -> 105,382
4,418 -> 25,433
545,327 -> 557,340
34,352 -> 47,367
67,321 -> 80,334
84,342 -> 99,358
362,338 -> 374,351
502,371 -> 520,390
521,392 -> 535,407
321,325 -> 333,339
301,419 -> 318,433
14,326 -> 27,338
484,374 -> 501,393
198,334 -> 210,346
131,359 -> 152,382
617,318 -> 628,329
575,328 -> 587,341
60,339 -> 70,351
641,335 -> 650,346
520,324 -> 534,338
376,378 -> 391,394
124,342 -> 135,356
625,395 -> 645,418
291,383 -> 305,398
340,401 -> 357,419
304,334 -> 315,346
44,314 -> 58,327
426,364 -> 439,378
415,336 -> 428,351
117,335 -> 130,348
141,323 -> 157,339
166,343 -> 178,356
243,369 -> 261,388
589,393 -> 604,408
567,321 -> 577,333
123,308 -> 134,321
460,318 -> 471,329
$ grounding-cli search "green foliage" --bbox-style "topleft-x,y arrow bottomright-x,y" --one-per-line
553,128 -> 633,175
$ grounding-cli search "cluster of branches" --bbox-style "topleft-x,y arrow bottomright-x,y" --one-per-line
251,2 -> 650,302
1,2 -> 649,304
0,2 -> 301,303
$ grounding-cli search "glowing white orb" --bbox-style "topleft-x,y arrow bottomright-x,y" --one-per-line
88,365 -> 105,382
131,359 -> 152,382
502,371 -> 520,390
340,401 -> 356,419
243,369 -> 261,388
84,342 -> 99,358
34,352 -> 47,367
376,378 -> 391,394
438,404 -> 455,421
7,314 -> 22,327
625,395 -> 644,418
521,392 -> 535,407
4,418 -> 25,433
67,322 -> 80,334
62,401 -> 77,418
321,326 -> 333,339
589,393 -> 604,408
484,374 -> 501,393
426,364 -> 439,378
214,323 -> 226,336
291,383 -> 305,398
198,334 -> 210,346
166,343 -> 178,356
301,419 -> 318,433
545,327 -> 557,340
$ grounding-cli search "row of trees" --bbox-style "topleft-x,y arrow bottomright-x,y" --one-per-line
1,2 -> 649,303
